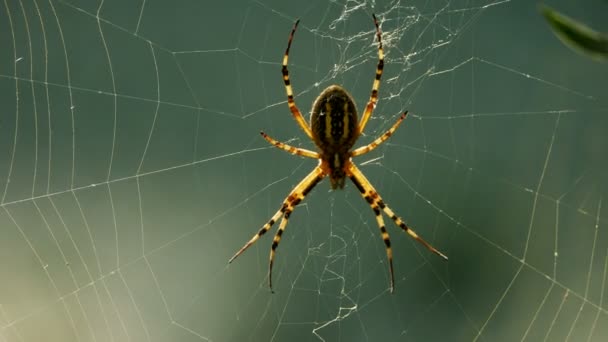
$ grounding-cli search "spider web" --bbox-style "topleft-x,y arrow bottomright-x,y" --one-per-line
1,0 -> 607,341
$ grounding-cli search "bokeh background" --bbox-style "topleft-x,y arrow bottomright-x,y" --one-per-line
1,0 -> 607,341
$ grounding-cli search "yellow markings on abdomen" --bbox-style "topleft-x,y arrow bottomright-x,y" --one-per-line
310,85 -> 358,153
342,101 -> 350,142
324,102 -> 333,141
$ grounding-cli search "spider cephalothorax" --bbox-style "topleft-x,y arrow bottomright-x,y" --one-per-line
229,15 -> 447,293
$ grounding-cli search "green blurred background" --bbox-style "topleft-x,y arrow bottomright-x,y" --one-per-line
1,0 -> 607,341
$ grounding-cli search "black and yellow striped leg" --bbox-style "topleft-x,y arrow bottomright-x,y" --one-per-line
229,166 -> 325,290
347,162 -> 447,290
228,206 -> 285,264
261,131 -> 320,159
351,112 -> 407,157
358,14 -> 384,134
367,199 -> 395,292
380,201 -> 448,260
282,19 -> 314,139
268,209 -> 291,292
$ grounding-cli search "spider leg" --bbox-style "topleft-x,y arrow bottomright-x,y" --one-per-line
347,163 -> 448,262
282,19 -> 314,139
229,165 -> 325,290
369,200 -> 395,292
268,213 -> 290,292
351,112 -> 407,157
358,14 -> 384,134
261,131 -> 320,159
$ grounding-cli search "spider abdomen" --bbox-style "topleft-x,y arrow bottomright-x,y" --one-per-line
311,85 -> 359,149
310,85 -> 359,189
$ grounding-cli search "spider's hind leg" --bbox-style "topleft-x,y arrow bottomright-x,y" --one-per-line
282,19 -> 314,139
358,14 -> 385,134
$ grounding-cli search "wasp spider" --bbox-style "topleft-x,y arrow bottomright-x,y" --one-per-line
229,15 -> 447,293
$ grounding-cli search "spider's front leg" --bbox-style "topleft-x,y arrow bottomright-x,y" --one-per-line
346,162 -> 447,292
348,163 -> 447,259
229,165 -> 325,291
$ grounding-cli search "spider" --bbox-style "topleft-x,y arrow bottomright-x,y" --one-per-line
229,14 -> 447,293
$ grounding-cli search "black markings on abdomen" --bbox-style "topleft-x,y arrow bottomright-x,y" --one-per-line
330,111 -> 345,141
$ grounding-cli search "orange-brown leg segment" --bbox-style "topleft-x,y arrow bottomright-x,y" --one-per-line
261,131 -> 319,159
282,19 -> 313,139
358,14 -> 384,134
229,165 -> 325,291
351,112 -> 407,157
347,163 -> 447,291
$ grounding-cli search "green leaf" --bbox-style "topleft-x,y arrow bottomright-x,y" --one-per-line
540,4 -> 608,61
